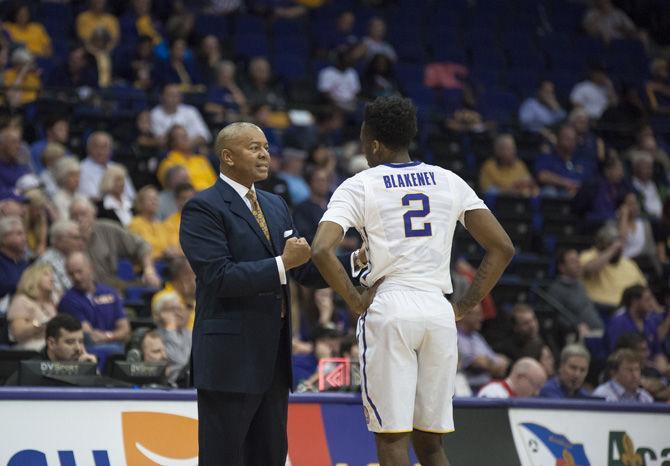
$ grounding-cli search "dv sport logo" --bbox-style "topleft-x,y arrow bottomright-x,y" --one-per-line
122,412 -> 198,466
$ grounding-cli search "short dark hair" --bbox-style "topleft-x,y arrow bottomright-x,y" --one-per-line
621,284 -> 646,308
607,348 -> 642,372
363,96 -> 417,150
614,332 -> 646,351
46,314 -> 82,340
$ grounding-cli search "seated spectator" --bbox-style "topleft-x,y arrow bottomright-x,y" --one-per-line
69,196 -> 160,291
30,116 -> 70,175
654,199 -> 670,266
2,47 -> 41,106
361,53 -> 399,100
38,143 -> 66,198
0,216 -> 29,308
631,151 -> 664,220
317,46 -> 360,112
0,126 -> 31,191
129,186 -> 174,260
572,155 -> 632,230
295,326 -> 342,392
625,125 -> 670,179
133,110 -> 162,155
3,3 -> 52,57
539,345 -> 556,378
84,27 -> 115,88
44,314 -> 97,363
118,35 -> 156,91
52,157 -> 81,220
539,344 -> 591,399
154,38 -> 203,92
493,304 -> 546,362
76,0 -> 120,50
96,165 -> 133,227
150,84 -> 211,149
22,187 -> 50,257
606,285 -> 662,356
151,256 -> 196,331
534,125 -> 591,197
204,60 -> 249,124
583,0 -> 645,44
570,64 -> 618,119
162,183 -> 195,252
580,224 -> 647,309
645,58 -> 670,115
568,107 -> 605,167
152,292 -> 192,383
157,165 -> 190,220
592,349 -> 653,402
79,132 -> 136,202
241,56 -> 287,111
157,125 -> 216,192
362,17 -> 397,63
598,85 -> 646,150
615,333 -> 670,401
119,0 -> 165,47
197,35 -> 225,86
139,329 -> 168,365
477,357 -> 547,398
479,134 -> 537,196
255,152 -> 292,208
59,251 -> 130,353
278,148 -> 310,205
45,45 -> 98,88
37,220 -> 83,296
293,168 -> 330,244
616,193 -> 659,277
518,80 -> 566,140
457,304 -> 510,392
318,10 -> 361,54
0,190 -> 26,219
547,249 -> 604,338
7,262 -> 57,350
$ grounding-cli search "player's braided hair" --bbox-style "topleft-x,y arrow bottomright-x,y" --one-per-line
363,96 -> 417,150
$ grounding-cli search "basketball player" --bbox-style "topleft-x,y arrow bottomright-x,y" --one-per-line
312,96 -> 514,466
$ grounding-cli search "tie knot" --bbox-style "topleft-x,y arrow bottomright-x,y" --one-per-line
246,190 -> 257,203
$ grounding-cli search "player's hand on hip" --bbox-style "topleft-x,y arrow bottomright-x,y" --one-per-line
281,237 -> 311,270
352,277 -> 384,315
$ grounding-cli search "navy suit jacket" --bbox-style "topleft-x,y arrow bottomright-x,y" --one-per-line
180,178 -> 351,393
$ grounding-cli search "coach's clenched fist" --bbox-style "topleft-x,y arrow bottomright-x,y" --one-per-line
281,237 -> 311,269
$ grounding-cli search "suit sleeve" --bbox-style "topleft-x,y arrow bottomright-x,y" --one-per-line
180,197 -> 282,298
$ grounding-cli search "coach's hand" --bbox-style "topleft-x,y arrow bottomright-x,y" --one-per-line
282,237 -> 311,270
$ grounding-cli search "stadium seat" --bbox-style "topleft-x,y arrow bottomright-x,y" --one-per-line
272,54 -> 309,82
117,259 -> 137,282
195,14 -> 230,40
491,276 -> 530,309
235,33 -> 270,58
480,90 -> 519,123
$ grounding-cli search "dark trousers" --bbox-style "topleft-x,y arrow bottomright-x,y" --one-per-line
197,323 -> 290,466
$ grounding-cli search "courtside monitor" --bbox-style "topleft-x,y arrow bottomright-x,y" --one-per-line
111,361 -> 167,386
17,360 -> 97,386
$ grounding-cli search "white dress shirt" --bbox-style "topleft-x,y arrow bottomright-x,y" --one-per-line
150,104 -> 212,143
79,158 -> 136,201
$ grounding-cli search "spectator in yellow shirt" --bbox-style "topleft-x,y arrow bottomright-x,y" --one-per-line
3,4 -> 52,57
76,0 -> 120,49
163,182 -> 195,252
479,134 -> 539,197
157,125 -> 217,192
128,186 -> 177,260
151,256 -> 196,330
3,48 -> 41,105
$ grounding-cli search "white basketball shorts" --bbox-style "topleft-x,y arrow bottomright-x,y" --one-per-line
356,288 -> 458,434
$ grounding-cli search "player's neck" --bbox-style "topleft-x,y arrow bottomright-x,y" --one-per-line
384,152 -> 411,164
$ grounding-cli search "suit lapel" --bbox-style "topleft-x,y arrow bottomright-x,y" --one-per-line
215,179 -> 274,254
257,190 -> 283,256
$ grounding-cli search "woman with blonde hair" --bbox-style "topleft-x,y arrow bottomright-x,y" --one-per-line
52,156 -> 81,220
7,262 -> 58,350
128,185 -> 175,259
96,164 -> 133,226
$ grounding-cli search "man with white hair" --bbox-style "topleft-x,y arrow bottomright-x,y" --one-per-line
37,220 -> 84,296
631,151 -> 663,219
78,131 -> 136,201
477,357 -> 547,398
0,126 -> 31,191
0,216 -> 29,307
152,291 -> 192,383
69,196 -> 160,291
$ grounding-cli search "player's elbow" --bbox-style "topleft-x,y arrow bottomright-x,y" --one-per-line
311,244 -> 330,266
496,235 -> 516,262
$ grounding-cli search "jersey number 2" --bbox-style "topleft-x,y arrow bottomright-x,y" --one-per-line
402,193 -> 432,237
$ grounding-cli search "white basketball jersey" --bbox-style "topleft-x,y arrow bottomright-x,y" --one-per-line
320,161 -> 487,293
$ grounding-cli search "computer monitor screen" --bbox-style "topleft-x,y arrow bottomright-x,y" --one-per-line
0,350 -> 40,384
111,361 -> 167,386
18,360 -> 97,386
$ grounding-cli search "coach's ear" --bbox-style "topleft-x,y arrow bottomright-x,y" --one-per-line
220,148 -> 235,168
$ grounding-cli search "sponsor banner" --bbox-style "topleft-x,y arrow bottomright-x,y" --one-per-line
0,399 -> 407,466
509,408 -> 670,466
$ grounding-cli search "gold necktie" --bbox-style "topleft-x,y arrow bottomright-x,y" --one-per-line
246,190 -> 270,242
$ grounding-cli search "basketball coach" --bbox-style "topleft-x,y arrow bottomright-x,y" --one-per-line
180,122 -> 363,465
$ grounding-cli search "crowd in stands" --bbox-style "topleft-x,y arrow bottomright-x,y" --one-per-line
0,0 -> 670,401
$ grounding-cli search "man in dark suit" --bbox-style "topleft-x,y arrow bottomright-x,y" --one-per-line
180,122 -> 369,466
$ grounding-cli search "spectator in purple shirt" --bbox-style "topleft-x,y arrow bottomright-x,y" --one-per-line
606,285 -> 662,358
593,349 -> 654,403
58,251 -> 130,353
540,344 -> 591,399
0,216 -> 29,308
457,304 -> 510,392
0,126 -> 31,191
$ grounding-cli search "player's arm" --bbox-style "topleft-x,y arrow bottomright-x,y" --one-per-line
312,221 -> 379,315
455,209 -> 515,319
